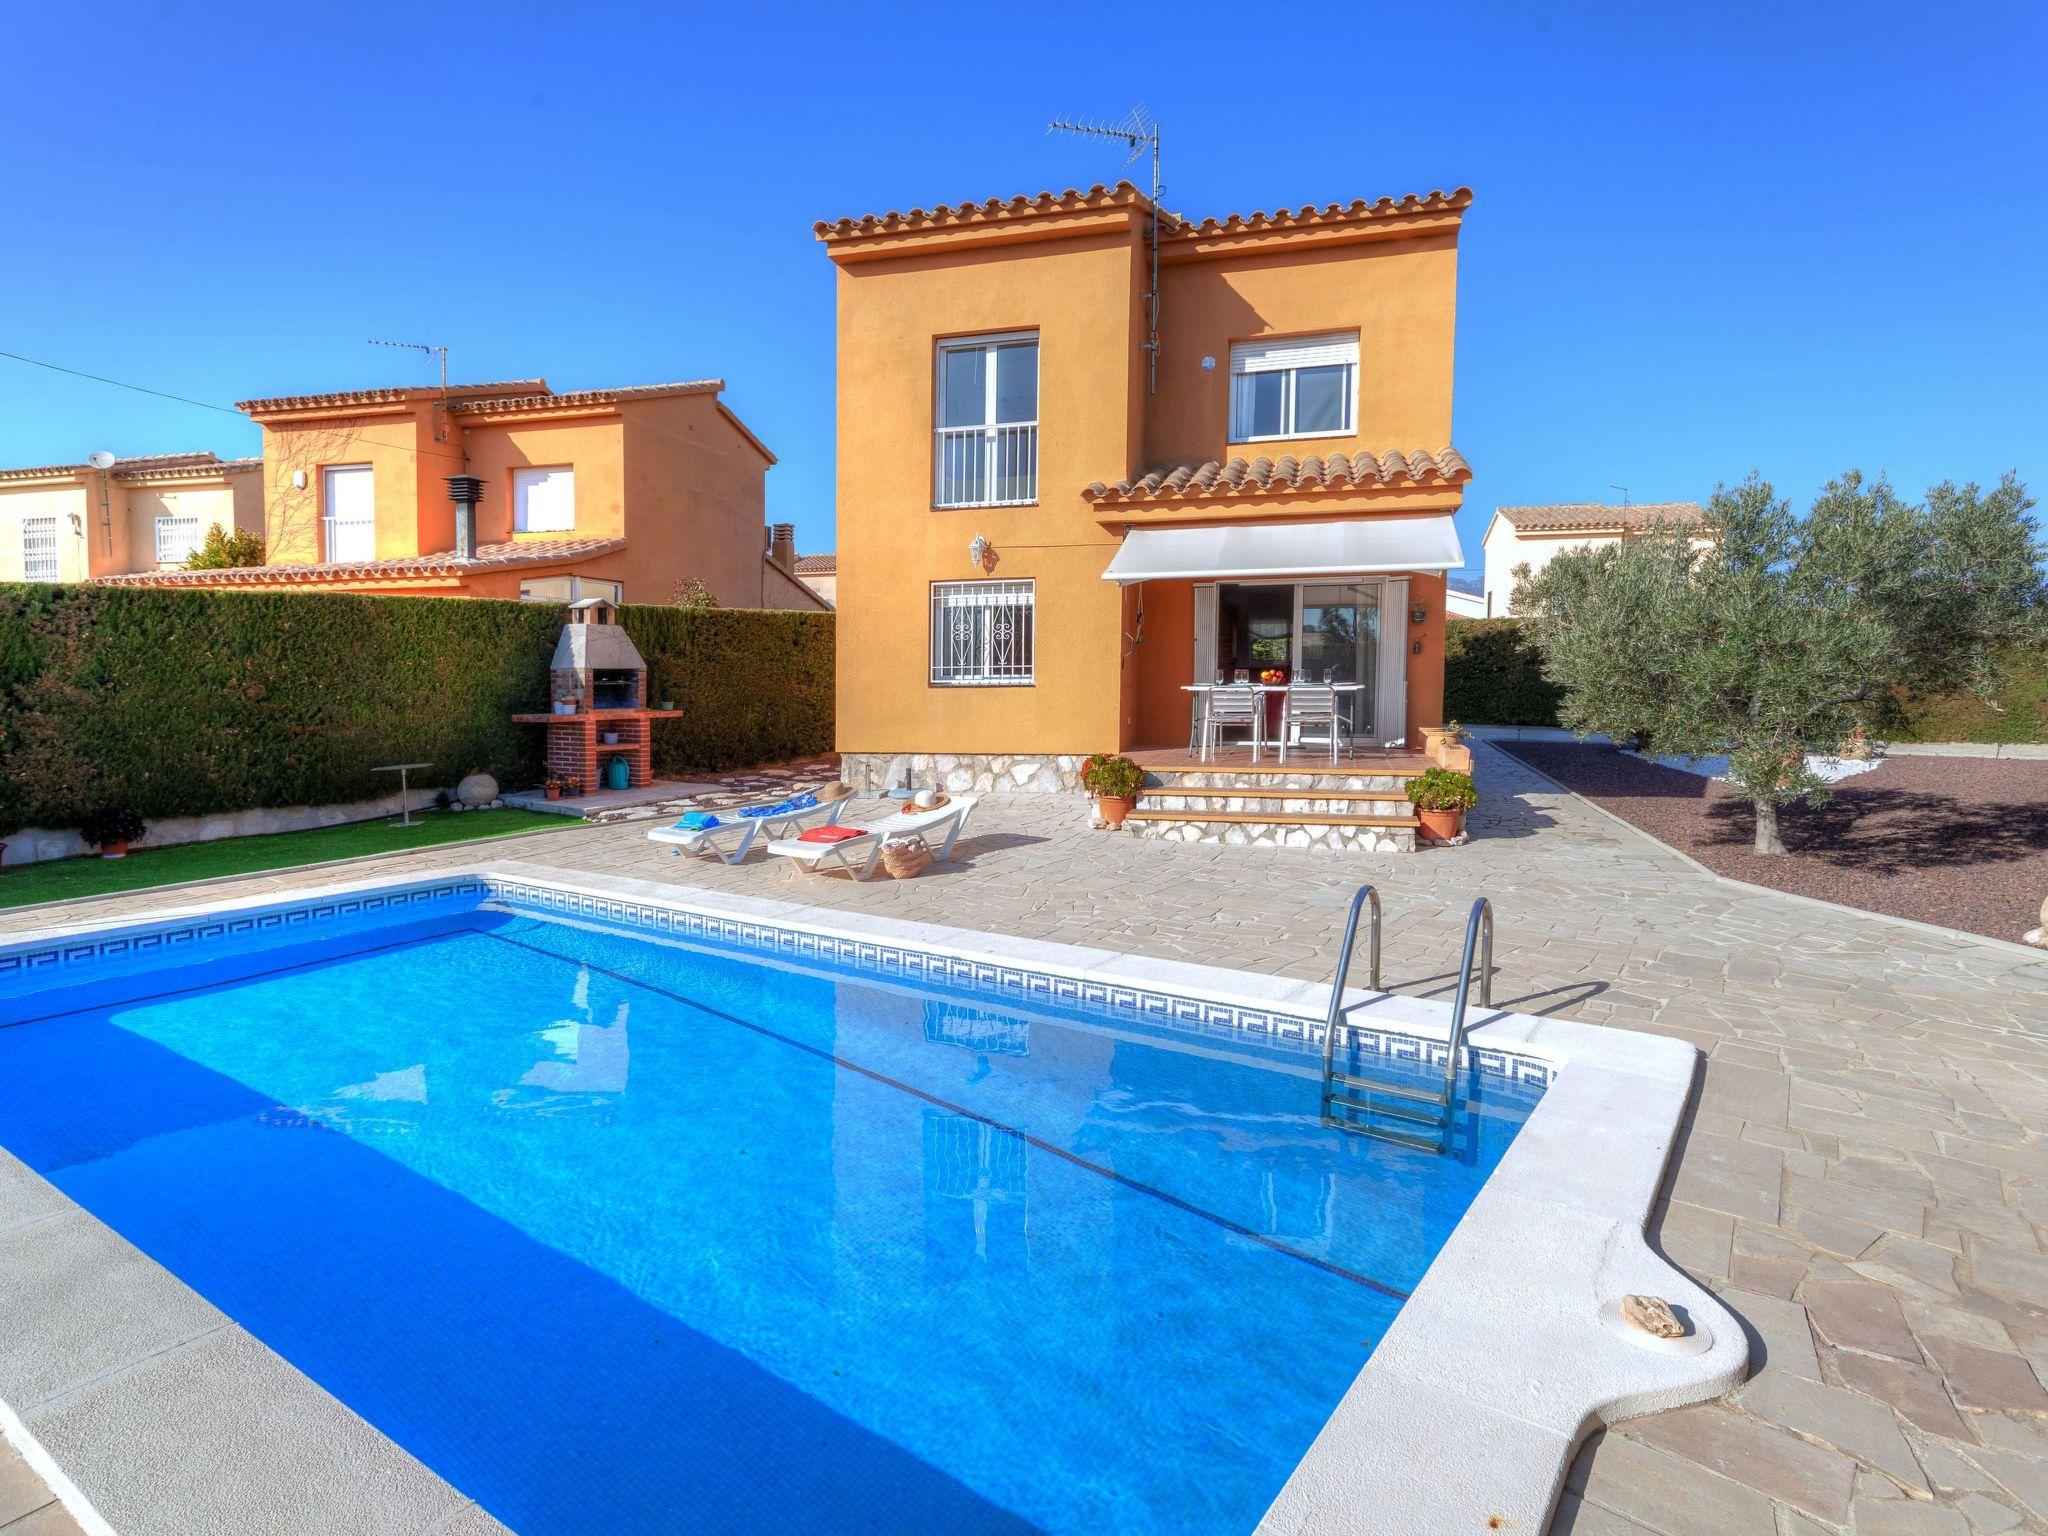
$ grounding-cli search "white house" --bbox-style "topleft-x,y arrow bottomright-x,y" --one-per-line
1480,502 -> 1706,617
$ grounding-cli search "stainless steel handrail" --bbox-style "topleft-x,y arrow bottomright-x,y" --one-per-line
1442,897 -> 1493,1100
1319,884 -> 1382,1086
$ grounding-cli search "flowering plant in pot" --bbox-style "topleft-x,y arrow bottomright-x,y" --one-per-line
1406,768 -> 1477,843
1079,753 -> 1145,828
543,776 -> 573,801
80,807 -> 147,860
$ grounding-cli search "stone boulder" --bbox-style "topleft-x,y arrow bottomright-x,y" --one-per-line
455,772 -> 499,808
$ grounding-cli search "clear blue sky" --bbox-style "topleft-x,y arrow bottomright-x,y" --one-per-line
3,1 -> 2042,577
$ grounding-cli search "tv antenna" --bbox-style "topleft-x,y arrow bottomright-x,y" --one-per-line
370,337 -> 450,437
1050,105 -> 1162,393
1609,483 -> 1631,505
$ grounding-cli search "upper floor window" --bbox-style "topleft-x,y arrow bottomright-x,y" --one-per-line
514,466 -> 576,533
930,579 -> 1034,685
20,515 -> 59,582
1229,333 -> 1358,443
935,333 -> 1037,508
155,514 -> 203,566
322,464 -> 375,563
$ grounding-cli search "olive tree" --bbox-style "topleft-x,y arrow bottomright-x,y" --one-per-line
1515,472 -> 2043,854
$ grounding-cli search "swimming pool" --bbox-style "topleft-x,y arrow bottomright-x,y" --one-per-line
0,870 -> 1743,1535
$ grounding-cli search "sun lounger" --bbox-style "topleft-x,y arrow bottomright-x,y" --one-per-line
762,795 -> 980,880
646,785 -> 851,865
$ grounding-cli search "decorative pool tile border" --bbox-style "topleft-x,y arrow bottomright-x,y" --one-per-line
0,878 -> 487,979
483,877 -> 1556,1092
0,871 -> 1552,1093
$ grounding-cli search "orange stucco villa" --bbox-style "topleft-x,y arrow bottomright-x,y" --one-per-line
818,179 -> 1473,793
77,378 -> 823,609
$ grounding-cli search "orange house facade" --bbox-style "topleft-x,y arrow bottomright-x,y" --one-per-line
819,180 -> 1472,791
95,379 -> 824,609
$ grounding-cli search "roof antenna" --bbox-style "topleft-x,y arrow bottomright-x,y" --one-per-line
1049,106 -> 1162,394
370,337 -> 450,438
1609,483 -> 1631,505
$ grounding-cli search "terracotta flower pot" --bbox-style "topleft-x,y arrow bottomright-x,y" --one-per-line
1416,808 -> 1463,843
545,786 -> 562,801
99,839 -> 129,860
1095,794 -> 1136,829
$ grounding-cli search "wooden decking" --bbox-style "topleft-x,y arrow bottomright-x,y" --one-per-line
1128,745 -> 1433,777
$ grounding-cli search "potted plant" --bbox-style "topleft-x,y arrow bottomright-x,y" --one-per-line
543,776 -> 572,802
1406,767 -> 1478,843
80,807 -> 147,860
1080,753 -> 1145,829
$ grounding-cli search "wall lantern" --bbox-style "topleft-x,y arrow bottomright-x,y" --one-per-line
291,469 -> 308,490
968,535 -> 999,574
1411,606 -> 1427,625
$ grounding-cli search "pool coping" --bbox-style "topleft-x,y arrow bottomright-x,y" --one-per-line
0,858 -> 1748,1535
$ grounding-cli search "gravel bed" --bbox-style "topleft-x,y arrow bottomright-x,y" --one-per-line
1495,742 -> 2048,943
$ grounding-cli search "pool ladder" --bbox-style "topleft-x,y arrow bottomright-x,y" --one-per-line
1318,885 -> 1493,1154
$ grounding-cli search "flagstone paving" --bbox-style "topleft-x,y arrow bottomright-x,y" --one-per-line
5,743 -> 2047,1534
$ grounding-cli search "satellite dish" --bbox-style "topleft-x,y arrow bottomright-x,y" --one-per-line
86,451 -> 117,470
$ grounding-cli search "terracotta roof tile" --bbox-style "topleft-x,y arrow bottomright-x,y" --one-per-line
91,536 -> 625,588
793,553 -> 836,574
816,182 -> 1151,241
1495,502 -> 1706,533
1083,448 -> 1471,504
816,182 -> 1472,245
447,381 -> 723,416
235,380 -> 549,415
0,451 -> 255,483
1169,188 -> 1472,239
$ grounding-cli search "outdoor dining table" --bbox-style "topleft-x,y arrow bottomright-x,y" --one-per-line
1180,682 -> 1366,761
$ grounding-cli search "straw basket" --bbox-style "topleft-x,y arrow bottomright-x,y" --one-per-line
881,835 -> 933,880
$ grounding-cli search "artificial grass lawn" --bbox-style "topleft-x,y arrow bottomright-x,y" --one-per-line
0,808 -> 583,910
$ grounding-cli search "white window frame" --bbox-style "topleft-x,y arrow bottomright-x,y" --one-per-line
933,331 -> 1038,509
929,579 -> 1035,687
321,464 -> 376,563
513,465 -> 577,533
20,515 -> 60,583
518,574 -> 622,604
1228,332 -> 1359,444
155,514 -> 204,566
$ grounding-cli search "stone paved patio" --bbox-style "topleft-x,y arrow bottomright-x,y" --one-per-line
5,741 -> 2048,1534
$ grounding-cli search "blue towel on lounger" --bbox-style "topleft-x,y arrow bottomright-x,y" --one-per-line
737,791 -> 818,821
677,811 -> 719,830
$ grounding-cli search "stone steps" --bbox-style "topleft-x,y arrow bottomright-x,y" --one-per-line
1141,787 -> 1414,817
1148,769 -> 1414,795
1123,808 -> 1418,853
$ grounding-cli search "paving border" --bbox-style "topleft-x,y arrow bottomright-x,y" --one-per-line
0,858 -> 1749,1535
1465,724 -> 2048,759
1484,739 -> 2048,964
0,1397 -> 113,1536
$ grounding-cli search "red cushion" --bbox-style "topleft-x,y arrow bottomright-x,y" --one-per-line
797,825 -> 867,844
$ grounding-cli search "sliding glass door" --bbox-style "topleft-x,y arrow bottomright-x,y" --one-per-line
1298,583 -> 1380,742
1200,580 -> 1398,744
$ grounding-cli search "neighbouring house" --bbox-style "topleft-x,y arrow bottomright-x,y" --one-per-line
91,379 -> 826,609
818,179 -> 1473,790
1481,501 -> 1706,617
794,551 -> 837,606
1446,573 -> 1486,619
0,452 -> 262,583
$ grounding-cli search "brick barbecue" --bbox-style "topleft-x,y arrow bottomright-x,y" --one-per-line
514,597 -> 682,793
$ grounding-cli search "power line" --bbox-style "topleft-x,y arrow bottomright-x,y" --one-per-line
0,347 -> 467,464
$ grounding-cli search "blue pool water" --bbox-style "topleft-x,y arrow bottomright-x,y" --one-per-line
0,891 -> 1542,1534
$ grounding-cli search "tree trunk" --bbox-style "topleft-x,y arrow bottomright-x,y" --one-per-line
1753,800 -> 1786,855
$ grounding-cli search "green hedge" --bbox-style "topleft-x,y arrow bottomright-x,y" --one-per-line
1442,618 -> 1564,727
1445,616 -> 2048,742
0,585 -> 834,834
1889,642 -> 2048,743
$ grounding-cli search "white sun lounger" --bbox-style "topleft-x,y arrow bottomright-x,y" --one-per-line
762,795 -> 980,880
645,790 -> 851,865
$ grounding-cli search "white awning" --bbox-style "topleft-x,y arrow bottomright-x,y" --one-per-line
1101,516 -> 1464,583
